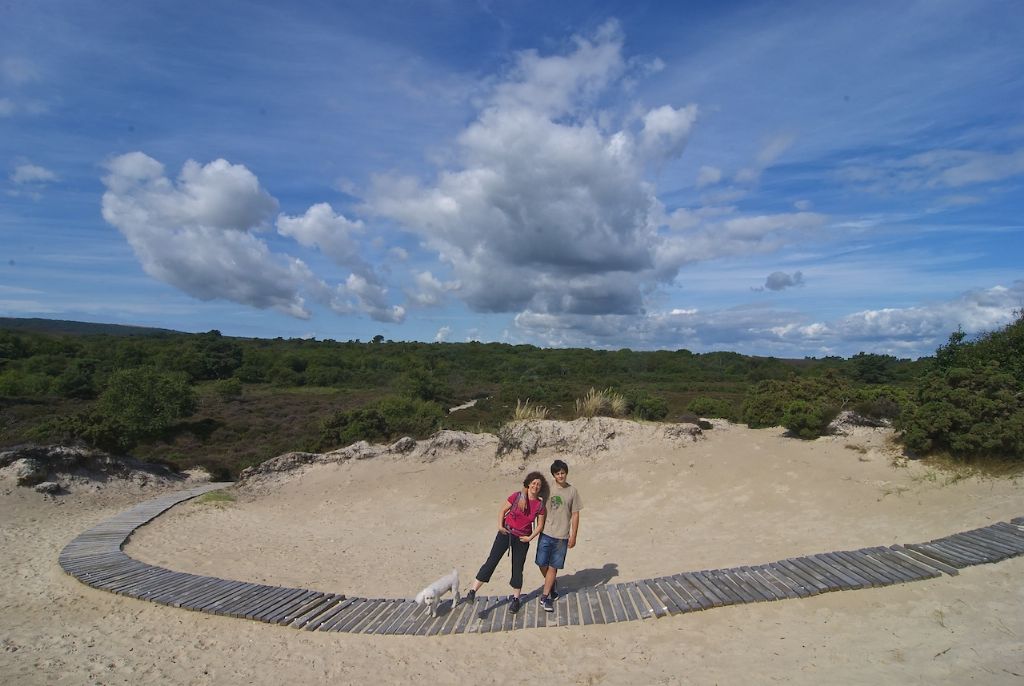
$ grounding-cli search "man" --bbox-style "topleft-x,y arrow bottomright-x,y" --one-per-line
535,459 -> 582,612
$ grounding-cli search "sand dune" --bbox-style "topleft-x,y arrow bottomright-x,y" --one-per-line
3,420 -> 1022,684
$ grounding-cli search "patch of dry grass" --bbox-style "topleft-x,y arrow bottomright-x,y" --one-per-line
574,387 -> 627,418
513,399 -> 549,421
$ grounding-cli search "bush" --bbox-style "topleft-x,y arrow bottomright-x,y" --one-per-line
212,378 -> 243,401
317,396 -> 444,449
782,400 -> 839,439
94,367 -> 197,444
898,363 -> 1024,459
687,396 -> 734,420
897,314 -> 1024,461
628,391 -> 668,421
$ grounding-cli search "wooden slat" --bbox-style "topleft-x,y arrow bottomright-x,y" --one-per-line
661,576 -> 706,610
703,570 -> 746,604
673,573 -> 719,608
971,526 -> 1024,551
815,553 -> 869,589
275,593 -> 332,626
830,551 -> 889,586
906,542 -> 969,568
634,581 -> 668,618
750,565 -> 802,600
565,593 -> 581,626
788,557 -> 841,592
604,583 -> 631,621
758,564 -> 810,598
648,578 -> 685,614
864,548 -> 925,582
596,586 -> 617,622
890,545 -> 958,576
316,598 -> 366,632
733,569 -> 776,602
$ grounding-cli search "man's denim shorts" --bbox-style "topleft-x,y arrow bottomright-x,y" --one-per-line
535,533 -> 569,569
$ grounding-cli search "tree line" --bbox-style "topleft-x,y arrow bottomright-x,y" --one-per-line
1,313 -> 1020,476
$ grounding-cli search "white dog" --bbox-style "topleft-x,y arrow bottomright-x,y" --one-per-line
414,568 -> 460,617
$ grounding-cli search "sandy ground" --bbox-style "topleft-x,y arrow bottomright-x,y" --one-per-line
2,421 -> 1023,685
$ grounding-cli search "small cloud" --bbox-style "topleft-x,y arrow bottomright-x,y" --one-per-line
794,199 -> 812,211
735,133 -> 795,184
762,270 -> 804,291
434,325 -> 451,342
696,165 -> 722,188
2,58 -> 42,85
11,162 -> 57,185
389,246 -> 409,260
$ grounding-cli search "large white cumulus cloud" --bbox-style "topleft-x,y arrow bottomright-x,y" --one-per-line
100,152 -> 314,317
369,21 -> 702,319
101,153 -> 403,322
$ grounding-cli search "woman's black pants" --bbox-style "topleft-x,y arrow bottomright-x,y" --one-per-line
476,531 -> 530,590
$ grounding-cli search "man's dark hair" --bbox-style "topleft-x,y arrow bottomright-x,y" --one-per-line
550,459 -> 568,474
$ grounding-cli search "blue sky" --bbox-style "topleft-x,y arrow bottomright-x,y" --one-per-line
2,0 -> 1023,358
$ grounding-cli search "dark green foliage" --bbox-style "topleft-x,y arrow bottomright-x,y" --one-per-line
211,378 -> 243,401
317,396 -> 443,449
852,386 -> 907,420
96,367 -> 197,437
899,363 -> 1024,458
0,317 -> 935,475
54,359 -> 99,399
741,371 -> 853,432
782,400 -> 840,439
627,390 -> 669,421
686,396 -> 736,420
51,367 -> 198,452
848,352 -> 899,384
898,312 -> 1024,460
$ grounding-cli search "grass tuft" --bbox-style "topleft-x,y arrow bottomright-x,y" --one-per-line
513,399 -> 549,421
574,387 -> 627,418
196,490 -> 236,505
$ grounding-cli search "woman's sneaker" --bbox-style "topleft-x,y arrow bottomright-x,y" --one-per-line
541,595 -> 554,613
510,596 -> 521,613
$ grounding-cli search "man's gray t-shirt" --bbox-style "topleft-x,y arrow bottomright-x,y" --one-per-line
544,483 -> 582,539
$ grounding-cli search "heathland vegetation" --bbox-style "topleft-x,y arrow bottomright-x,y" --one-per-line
1,313 -> 1021,477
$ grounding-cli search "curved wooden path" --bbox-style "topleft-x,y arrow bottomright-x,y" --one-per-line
60,483 -> 1024,636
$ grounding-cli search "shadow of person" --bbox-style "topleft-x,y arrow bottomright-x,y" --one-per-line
554,562 -> 619,591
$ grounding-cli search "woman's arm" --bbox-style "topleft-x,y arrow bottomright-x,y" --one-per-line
521,513 -> 545,542
498,500 -> 513,533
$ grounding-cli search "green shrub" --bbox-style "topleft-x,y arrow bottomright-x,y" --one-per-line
317,396 -> 444,449
782,400 -> 839,439
687,396 -> 734,420
898,363 -> 1024,459
897,313 -> 1024,461
0,369 -> 52,397
212,378 -> 243,401
628,391 -> 669,421
97,367 -> 197,438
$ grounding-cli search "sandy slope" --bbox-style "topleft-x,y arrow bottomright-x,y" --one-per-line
2,421 -> 1022,685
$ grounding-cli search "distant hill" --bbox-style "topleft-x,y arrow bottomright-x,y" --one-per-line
0,317 -> 183,337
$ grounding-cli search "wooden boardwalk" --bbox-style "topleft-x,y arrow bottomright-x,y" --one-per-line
60,484 -> 1024,636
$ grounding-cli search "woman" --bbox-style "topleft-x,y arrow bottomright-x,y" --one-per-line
465,471 -> 547,614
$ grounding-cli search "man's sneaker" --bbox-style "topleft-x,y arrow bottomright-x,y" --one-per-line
465,589 -> 476,603
541,595 -> 554,613
549,586 -> 559,601
509,596 -> 521,614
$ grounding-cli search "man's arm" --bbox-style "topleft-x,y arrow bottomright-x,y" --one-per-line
568,510 -> 580,548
